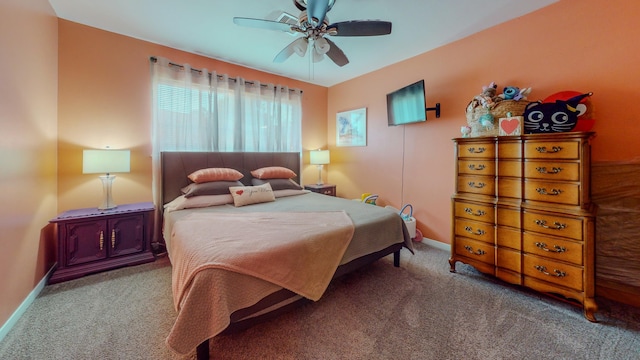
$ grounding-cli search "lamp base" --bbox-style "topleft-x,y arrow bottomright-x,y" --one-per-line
316,165 -> 324,185
98,174 -> 117,210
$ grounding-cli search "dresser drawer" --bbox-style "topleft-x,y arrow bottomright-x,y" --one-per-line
522,211 -> 583,241
454,200 -> 495,223
497,247 -> 521,273
524,180 -> 580,206
498,142 -> 521,159
458,142 -> 495,159
457,175 -> 495,196
497,226 -> 521,250
523,233 -> 583,265
498,178 -> 521,199
454,237 -> 495,266
524,161 -> 580,181
497,207 -> 520,228
458,160 -> 495,176
498,160 -> 520,177
524,140 -> 580,160
523,254 -> 583,291
454,218 -> 494,244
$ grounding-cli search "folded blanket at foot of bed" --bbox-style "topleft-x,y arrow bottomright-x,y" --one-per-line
167,211 -> 355,354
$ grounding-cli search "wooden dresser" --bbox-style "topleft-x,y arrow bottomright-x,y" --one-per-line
449,132 -> 598,321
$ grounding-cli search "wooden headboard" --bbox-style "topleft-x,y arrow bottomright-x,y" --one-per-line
160,151 -> 301,205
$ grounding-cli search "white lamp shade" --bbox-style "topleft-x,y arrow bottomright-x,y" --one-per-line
314,37 -> 330,54
310,150 -> 330,165
292,37 -> 308,57
83,149 -> 131,174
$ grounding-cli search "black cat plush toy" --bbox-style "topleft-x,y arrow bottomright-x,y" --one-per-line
523,92 -> 593,134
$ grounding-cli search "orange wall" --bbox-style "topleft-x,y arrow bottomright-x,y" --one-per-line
57,20 -> 329,212
327,0 -> 640,244
0,0 -> 58,329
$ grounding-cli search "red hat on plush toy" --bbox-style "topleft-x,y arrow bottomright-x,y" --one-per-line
543,91 -> 595,132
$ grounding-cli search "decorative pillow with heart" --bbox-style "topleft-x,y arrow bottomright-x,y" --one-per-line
229,182 -> 275,207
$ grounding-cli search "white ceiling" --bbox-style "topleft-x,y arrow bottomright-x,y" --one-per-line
48,0 -> 557,87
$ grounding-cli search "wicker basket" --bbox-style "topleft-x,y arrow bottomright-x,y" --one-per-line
466,99 -> 530,137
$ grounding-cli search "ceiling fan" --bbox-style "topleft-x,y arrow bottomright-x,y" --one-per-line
233,0 -> 392,67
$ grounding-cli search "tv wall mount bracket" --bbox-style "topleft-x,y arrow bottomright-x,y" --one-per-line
426,103 -> 441,118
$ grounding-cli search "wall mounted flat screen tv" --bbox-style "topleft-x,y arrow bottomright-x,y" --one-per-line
386,79 -> 426,126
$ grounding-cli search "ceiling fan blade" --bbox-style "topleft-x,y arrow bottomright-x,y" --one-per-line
329,21 -> 392,36
233,17 -> 295,32
274,37 -> 308,63
324,38 -> 349,67
306,0 -> 330,27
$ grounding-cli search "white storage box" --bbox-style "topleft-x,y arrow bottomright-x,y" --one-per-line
385,206 -> 416,238
403,216 -> 417,239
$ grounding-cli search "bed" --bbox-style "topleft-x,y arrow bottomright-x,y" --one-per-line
160,151 -> 413,359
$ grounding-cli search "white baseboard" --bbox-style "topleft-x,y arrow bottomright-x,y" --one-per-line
0,266 -> 54,342
418,237 -> 451,252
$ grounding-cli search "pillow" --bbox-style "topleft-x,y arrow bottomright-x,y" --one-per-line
250,166 -> 296,180
164,194 -> 234,212
181,180 -> 243,198
229,182 -> 275,207
251,178 -> 303,191
188,167 -> 243,183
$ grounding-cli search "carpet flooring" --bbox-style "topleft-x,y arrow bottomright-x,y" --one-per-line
1,242 -> 639,359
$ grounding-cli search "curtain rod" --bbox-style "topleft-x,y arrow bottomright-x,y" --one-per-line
149,56 -> 302,94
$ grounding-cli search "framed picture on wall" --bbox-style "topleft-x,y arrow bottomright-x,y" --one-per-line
336,107 -> 367,147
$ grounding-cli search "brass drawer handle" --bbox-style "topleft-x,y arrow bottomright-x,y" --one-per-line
99,230 -> 104,251
467,181 -> 486,189
534,265 -> 566,277
111,229 -> 116,249
464,226 -> 485,236
536,166 -> 563,174
536,187 -> 563,196
535,242 -> 567,253
464,207 -> 486,217
534,219 -> 567,230
464,245 -> 486,256
468,164 -> 486,171
467,147 -> 486,154
535,146 -> 563,153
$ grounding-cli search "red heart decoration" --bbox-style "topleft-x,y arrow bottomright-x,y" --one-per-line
235,190 -> 244,195
501,119 -> 519,134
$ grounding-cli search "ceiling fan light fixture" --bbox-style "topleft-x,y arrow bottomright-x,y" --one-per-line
292,37 -> 308,57
314,36 -> 330,54
235,0 -> 390,68
312,48 -> 325,63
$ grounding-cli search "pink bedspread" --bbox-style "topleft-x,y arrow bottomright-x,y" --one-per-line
167,211 -> 355,354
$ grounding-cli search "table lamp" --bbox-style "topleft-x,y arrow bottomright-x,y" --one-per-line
310,149 -> 330,185
83,149 -> 130,210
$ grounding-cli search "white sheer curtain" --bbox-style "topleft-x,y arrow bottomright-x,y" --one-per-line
150,57 -> 302,231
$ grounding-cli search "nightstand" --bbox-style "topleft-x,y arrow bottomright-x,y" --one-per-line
49,202 -> 156,284
304,184 -> 336,197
